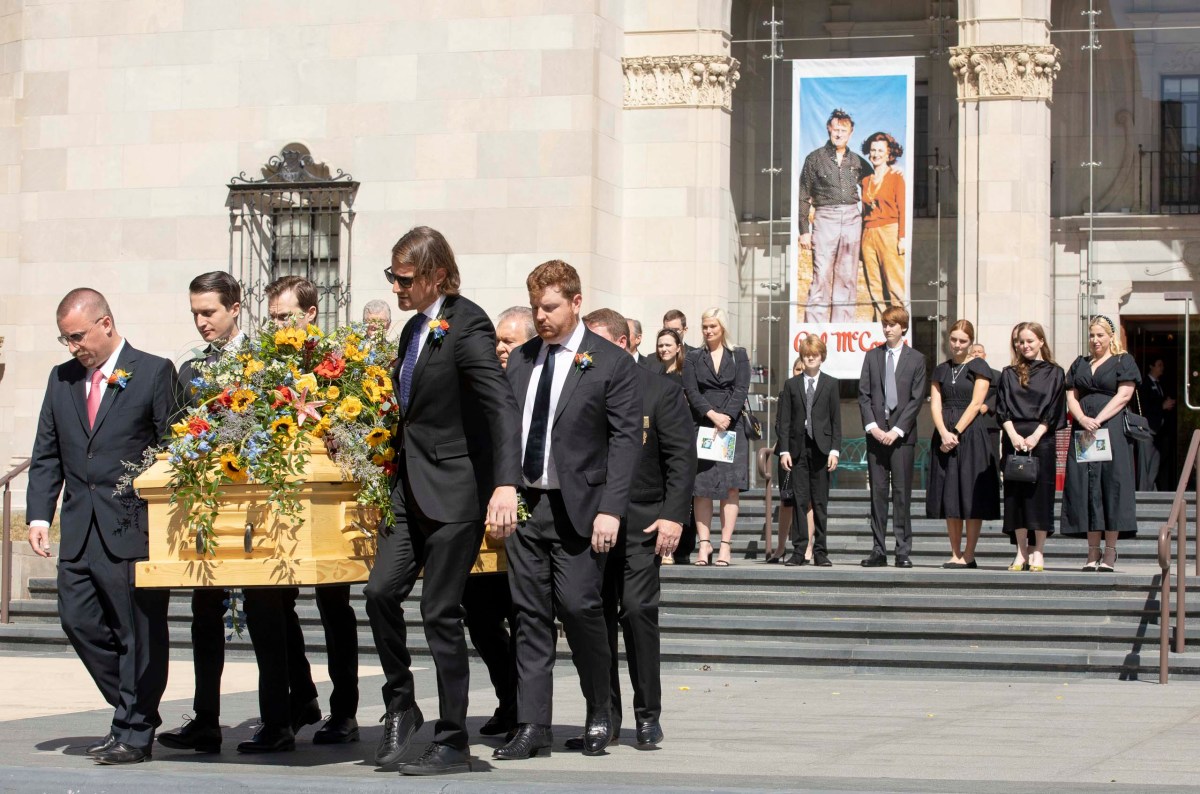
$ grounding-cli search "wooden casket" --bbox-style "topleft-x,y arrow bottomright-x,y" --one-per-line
133,447 -> 506,588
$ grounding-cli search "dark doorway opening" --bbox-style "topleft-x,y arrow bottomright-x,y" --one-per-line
1123,315 -> 1187,491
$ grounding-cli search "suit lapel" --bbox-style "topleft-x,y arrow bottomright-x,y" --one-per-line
70,364 -> 89,433
407,295 -> 455,410
90,344 -> 138,439
552,342 -> 585,427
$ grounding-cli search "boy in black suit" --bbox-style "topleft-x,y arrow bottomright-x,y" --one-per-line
777,337 -> 841,567
858,306 -> 927,568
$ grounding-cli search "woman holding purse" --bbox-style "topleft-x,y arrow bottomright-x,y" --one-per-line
997,322 -> 1065,572
1060,316 -> 1140,571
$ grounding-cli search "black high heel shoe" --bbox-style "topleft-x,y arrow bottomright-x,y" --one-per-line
693,539 -> 713,566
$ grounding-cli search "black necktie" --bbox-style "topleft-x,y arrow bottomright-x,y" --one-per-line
805,377 -> 815,438
523,344 -> 559,483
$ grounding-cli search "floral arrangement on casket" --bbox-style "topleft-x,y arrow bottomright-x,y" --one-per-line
155,321 -> 398,555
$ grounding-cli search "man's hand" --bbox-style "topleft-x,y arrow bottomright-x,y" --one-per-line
869,426 -> 887,443
780,452 -> 793,472
644,519 -> 683,557
486,485 -> 518,539
591,512 -> 620,553
881,429 -> 900,446
28,525 -> 51,558
1165,397 -> 1177,411
799,232 -> 812,251
826,454 -> 838,472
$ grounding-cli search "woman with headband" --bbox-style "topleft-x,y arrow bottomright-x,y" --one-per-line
1060,315 -> 1141,571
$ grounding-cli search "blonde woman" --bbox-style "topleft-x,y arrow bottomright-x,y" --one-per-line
682,308 -> 751,566
1060,316 -> 1140,572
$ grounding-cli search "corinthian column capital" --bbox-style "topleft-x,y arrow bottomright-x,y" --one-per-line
947,44 -> 1061,102
621,54 -> 741,111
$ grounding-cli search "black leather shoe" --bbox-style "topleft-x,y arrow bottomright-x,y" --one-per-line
85,731 -> 117,756
813,553 -> 833,567
374,706 -> 424,767
783,553 -> 808,567
290,698 -> 322,734
479,707 -> 517,737
313,715 -> 359,744
399,742 -> 472,776
895,556 -> 913,569
564,722 -> 620,751
92,742 -> 151,765
493,723 -> 552,760
583,712 -> 613,756
636,720 -> 664,747
157,717 -> 221,753
236,724 -> 295,754
861,551 -> 887,567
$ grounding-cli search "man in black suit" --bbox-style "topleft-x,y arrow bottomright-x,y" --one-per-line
777,335 -> 841,568
1138,358 -> 1175,491
27,288 -> 177,765
364,226 -> 522,776
858,306 -> 927,568
561,308 -> 695,749
663,309 -> 699,353
493,260 -> 641,760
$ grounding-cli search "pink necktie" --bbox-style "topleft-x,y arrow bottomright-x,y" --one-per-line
87,369 -> 105,428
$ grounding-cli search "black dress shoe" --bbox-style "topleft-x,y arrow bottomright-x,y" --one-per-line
290,698 -> 322,734
636,720 -> 663,747
399,742 -> 472,776
85,731 -> 117,756
479,707 -> 517,737
861,551 -> 887,567
313,715 -> 359,744
942,561 -> 967,569
564,723 -> 620,751
236,724 -> 295,754
374,706 -> 424,767
964,560 -> 978,569
895,556 -> 913,568
93,742 -> 151,765
493,723 -> 552,760
583,712 -> 613,756
157,717 -> 221,753
783,553 -> 808,567
813,553 -> 833,567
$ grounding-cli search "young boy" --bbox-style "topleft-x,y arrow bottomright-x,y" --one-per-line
777,336 -> 841,567
857,306 -> 927,568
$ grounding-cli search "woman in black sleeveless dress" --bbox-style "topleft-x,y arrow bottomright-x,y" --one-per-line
997,322 -> 1066,572
927,320 -> 1000,568
1060,316 -> 1140,572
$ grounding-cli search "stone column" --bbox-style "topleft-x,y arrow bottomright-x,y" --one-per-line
619,3 -> 740,346
950,1 -> 1061,359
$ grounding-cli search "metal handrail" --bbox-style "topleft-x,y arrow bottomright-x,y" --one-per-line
2,457 -> 32,624
1157,430 -> 1200,684
756,446 -> 774,559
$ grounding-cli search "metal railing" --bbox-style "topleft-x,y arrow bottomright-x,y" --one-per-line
1157,430 -> 1200,684
1137,145 -> 1200,215
757,446 -> 776,558
1,457 -> 32,624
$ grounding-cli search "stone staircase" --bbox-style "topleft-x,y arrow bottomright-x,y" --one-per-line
3,490 -> 1199,680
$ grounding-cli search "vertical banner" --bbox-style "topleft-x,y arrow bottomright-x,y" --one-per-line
789,57 -> 916,379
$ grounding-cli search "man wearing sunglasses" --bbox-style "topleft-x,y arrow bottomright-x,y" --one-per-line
27,288 -> 179,765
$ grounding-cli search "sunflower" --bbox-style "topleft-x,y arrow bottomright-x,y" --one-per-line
219,451 -> 248,483
270,415 -> 297,438
242,358 -> 265,377
362,381 -> 383,404
372,446 -> 396,466
336,396 -> 364,421
230,389 -> 256,413
365,427 -> 391,448
274,327 -> 306,350
343,343 -> 367,363
311,416 -> 333,438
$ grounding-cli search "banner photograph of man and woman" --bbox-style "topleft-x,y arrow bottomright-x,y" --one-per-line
789,57 -> 916,379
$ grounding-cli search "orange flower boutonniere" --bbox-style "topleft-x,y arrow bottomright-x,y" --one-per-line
428,315 -> 450,344
574,351 -> 594,372
107,369 -> 132,389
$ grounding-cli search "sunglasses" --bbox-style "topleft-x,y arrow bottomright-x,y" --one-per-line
56,317 -> 105,347
382,268 -> 415,289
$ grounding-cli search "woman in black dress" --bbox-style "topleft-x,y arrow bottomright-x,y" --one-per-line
682,307 -> 751,567
927,320 -> 999,568
656,327 -> 692,564
997,321 -> 1066,572
1061,316 -> 1140,571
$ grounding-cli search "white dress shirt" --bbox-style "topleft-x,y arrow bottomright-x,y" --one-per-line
412,293 -> 447,354
521,320 -> 586,490
864,344 -> 906,438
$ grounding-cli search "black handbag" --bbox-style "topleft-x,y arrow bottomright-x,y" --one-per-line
1124,389 -> 1154,442
742,399 -> 763,440
1004,451 -> 1039,483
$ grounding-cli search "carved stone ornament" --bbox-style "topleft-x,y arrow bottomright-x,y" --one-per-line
947,44 -> 1061,102
622,55 -> 741,111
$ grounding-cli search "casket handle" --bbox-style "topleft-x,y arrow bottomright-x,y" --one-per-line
195,532 -> 204,555
244,523 -> 254,554
352,520 -> 374,539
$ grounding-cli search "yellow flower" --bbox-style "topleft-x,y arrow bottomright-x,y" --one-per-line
294,373 -> 318,395
306,324 -> 324,339
242,358 -> 265,377
343,343 -> 367,363
219,451 -> 248,484
325,385 -> 340,400
365,427 -> 391,448
345,333 -> 362,347
372,446 -> 396,465
274,327 -> 305,350
336,396 -> 363,421
322,402 -> 336,414
270,415 -> 297,438
171,421 -> 189,437
230,389 -> 256,413
364,364 -> 389,382
363,381 -> 382,404
311,416 -> 333,438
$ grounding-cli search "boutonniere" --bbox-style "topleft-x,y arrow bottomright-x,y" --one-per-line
574,351 -> 594,372
427,314 -> 450,344
107,369 -> 132,389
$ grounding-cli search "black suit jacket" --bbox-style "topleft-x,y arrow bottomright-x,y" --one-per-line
27,343 -> 178,561
682,346 -> 751,426
1139,377 -> 1168,433
857,344 -> 927,445
390,294 -> 522,524
777,372 -> 842,458
506,327 -> 642,535
629,368 -> 696,522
